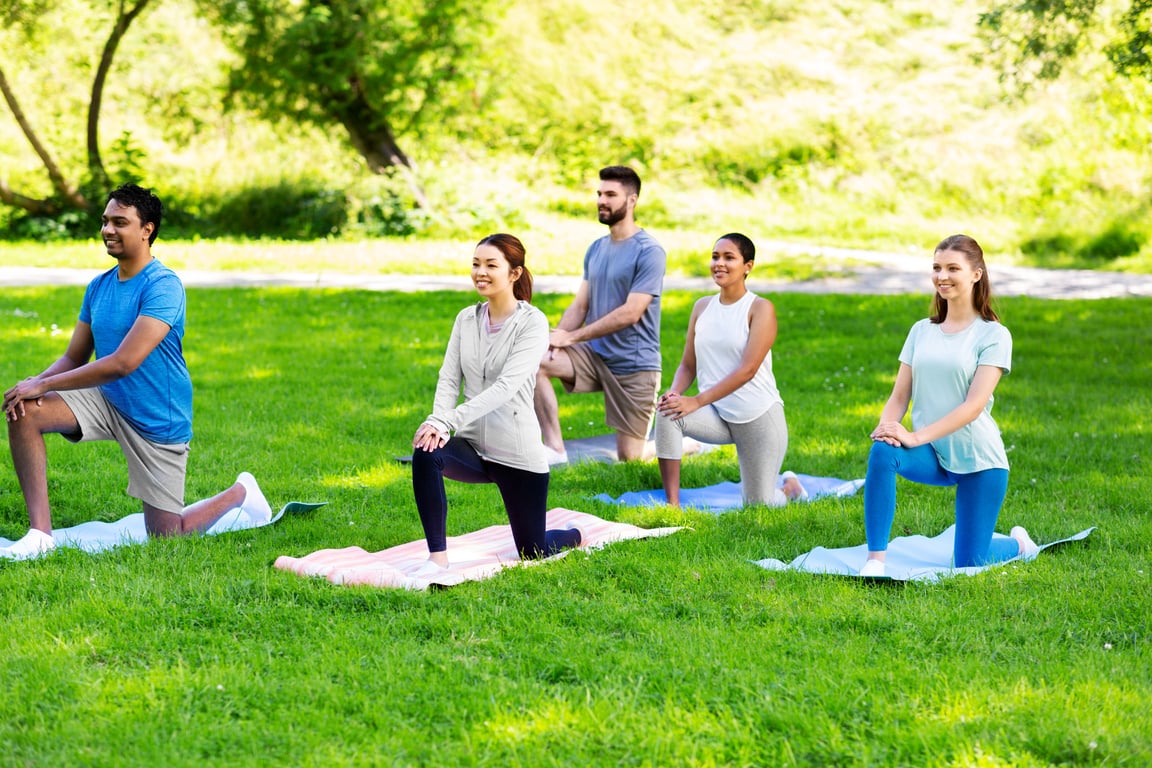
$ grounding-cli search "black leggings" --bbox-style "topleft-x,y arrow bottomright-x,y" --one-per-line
412,437 -> 581,560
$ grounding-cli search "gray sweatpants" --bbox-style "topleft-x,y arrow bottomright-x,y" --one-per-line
655,402 -> 789,507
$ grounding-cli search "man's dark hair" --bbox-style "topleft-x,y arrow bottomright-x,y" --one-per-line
108,184 -> 163,245
599,166 -> 641,197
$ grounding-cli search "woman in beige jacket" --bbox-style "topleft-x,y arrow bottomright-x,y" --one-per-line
411,234 -> 583,570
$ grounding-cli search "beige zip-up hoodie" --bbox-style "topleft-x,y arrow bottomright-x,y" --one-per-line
423,301 -> 549,473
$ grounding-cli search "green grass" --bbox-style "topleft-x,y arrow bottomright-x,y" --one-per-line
0,224 -> 855,283
1,286 -> 1149,766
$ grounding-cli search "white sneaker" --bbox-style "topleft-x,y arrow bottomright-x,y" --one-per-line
1011,526 -> 1040,559
781,471 -> 810,501
1,528 -> 57,560
237,472 -> 272,525
543,446 -> 569,466
859,559 -> 886,577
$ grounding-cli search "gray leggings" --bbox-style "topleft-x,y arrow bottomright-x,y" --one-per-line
655,402 -> 789,507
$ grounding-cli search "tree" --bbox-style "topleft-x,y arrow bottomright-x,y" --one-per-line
979,0 -> 1152,86
203,0 -> 498,209
0,0 -> 154,217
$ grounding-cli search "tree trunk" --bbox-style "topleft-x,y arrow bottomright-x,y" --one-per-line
329,85 -> 431,211
0,63 -> 88,214
88,0 -> 155,190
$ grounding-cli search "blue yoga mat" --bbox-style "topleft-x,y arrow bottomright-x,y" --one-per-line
595,474 -> 865,512
752,525 -> 1096,582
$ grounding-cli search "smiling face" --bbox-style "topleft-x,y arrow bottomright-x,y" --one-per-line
711,237 -> 751,288
932,248 -> 983,303
472,243 -> 520,300
101,199 -> 153,262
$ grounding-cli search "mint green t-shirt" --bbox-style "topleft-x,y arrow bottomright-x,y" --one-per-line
899,318 -> 1012,473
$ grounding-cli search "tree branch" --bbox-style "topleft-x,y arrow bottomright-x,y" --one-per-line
88,0 -> 155,189
0,62 -> 87,211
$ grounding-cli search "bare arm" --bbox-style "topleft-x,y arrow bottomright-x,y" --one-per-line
661,298 -> 707,397
692,297 -> 776,408
554,280 -> 591,333
871,364 -> 1004,448
549,289 -> 654,348
3,317 -> 171,417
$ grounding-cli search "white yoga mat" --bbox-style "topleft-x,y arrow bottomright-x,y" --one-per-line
0,501 -> 326,559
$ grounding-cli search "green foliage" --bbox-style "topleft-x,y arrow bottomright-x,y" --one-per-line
203,0 -> 499,169
0,285 -> 1150,765
1,0 -> 1151,264
980,0 -> 1152,86
1021,214 -> 1150,267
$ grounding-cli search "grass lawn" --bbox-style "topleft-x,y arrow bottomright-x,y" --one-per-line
1,285 -> 1149,766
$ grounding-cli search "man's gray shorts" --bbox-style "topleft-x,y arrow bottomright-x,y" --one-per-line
57,387 -> 189,513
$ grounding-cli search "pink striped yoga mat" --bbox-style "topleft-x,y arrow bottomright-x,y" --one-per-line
274,508 -> 683,590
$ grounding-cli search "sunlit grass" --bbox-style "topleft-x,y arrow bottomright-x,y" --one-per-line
0,286 -> 1149,765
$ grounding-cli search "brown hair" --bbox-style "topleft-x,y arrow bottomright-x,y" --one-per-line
931,234 -> 998,323
477,233 -> 533,303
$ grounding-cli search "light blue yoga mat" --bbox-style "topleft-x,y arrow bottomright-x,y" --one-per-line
0,501 -> 326,559
752,525 -> 1096,583
595,474 -> 865,512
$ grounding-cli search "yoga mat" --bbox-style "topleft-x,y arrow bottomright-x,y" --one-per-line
0,501 -> 327,559
274,508 -> 683,590
752,525 -> 1096,583
595,474 -> 865,512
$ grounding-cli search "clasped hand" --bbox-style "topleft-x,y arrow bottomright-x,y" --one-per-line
870,420 -> 918,447
412,421 -> 449,452
2,377 -> 45,421
657,391 -> 699,420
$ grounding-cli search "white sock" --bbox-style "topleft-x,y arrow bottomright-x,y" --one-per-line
859,559 -> 886,577
2,528 -> 57,560
237,472 -> 272,524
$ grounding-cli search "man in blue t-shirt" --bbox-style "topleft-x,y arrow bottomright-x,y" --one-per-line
534,166 -> 667,462
1,184 -> 270,560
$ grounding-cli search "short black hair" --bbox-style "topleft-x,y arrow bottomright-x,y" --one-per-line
717,232 -> 756,263
107,183 -> 163,245
599,166 -> 641,197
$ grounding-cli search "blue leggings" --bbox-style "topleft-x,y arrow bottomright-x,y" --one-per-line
864,441 -> 1017,567
412,437 -> 581,560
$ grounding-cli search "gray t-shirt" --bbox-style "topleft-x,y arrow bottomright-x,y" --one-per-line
899,317 -> 1013,473
584,229 -> 666,373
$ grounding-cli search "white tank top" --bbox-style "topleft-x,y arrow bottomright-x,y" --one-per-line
694,291 -> 782,423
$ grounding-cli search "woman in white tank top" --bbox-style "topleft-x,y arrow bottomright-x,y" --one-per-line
654,234 -> 805,507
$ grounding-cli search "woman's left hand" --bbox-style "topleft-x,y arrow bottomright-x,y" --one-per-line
657,392 -> 700,420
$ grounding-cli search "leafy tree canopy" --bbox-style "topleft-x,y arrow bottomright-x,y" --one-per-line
202,0 -> 499,177
980,0 -> 1152,86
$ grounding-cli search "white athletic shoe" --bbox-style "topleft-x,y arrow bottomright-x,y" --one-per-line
543,446 -> 569,466
859,559 -> 886,577
1,528 -> 57,560
1011,526 -> 1040,559
237,472 -> 272,525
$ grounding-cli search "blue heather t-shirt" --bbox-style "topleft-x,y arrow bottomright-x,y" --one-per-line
79,259 -> 193,443
584,229 -> 666,374
899,317 -> 1012,473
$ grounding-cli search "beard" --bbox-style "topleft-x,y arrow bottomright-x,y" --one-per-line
597,204 -> 627,226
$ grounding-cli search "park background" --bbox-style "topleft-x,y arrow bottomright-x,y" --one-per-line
2,0 -> 1151,766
